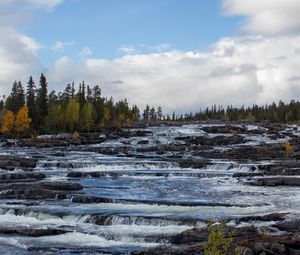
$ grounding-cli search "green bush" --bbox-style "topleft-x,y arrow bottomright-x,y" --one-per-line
204,221 -> 241,255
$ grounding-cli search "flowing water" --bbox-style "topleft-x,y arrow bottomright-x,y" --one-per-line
0,124 -> 299,254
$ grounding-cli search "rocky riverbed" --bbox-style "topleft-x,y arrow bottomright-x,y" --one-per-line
0,123 -> 299,254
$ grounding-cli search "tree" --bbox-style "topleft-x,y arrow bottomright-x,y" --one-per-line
65,99 -> 80,132
80,102 -> 95,131
92,85 -> 104,125
16,81 -> 25,108
14,106 -> 32,134
46,103 -> 65,132
1,111 -> 15,134
143,105 -> 150,121
37,73 -> 48,124
172,111 -> 176,121
26,76 -> 37,126
6,81 -> 25,113
150,107 -> 156,120
61,83 -> 72,104
77,81 -> 86,109
102,106 -> 110,124
247,112 -> 256,123
157,106 -> 163,120
131,105 -> 140,121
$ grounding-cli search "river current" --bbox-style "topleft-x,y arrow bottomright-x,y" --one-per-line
0,124 -> 299,254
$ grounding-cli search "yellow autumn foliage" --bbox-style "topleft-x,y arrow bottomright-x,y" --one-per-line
1,111 -> 15,134
14,106 -> 32,133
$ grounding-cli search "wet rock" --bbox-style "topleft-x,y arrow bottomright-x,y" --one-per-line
202,125 -> 246,134
0,155 -> 37,170
178,158 -> 211,169
71,195 -> 113,203
249,177 -> 300,186
238,212 -> 289,223
0,227 -> 69,237
273,219 -> 300,231
137,140 -> 149,145
176,135 -> 246,146
171,227 -> 209,244
39,182 -> 83,191
264,166 -> 300,176
0,172 -> 45,182
1,188 -> 67,200
233,172 -> 264,177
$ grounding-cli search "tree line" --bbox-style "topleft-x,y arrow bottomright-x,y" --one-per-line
1,73 -> 300,136
0,74 -> 163,135
171,101 -> 300,123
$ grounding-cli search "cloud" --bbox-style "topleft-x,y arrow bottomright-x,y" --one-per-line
51,41 -> 74,51
118,46 -> 136,54
223,0 -> 300,35
42,35 -> 300,113
25,0 -> 64,11
0,27 -> 44,96
79,47 -> 92,57
0,0 -> 63,27
117,43 -> 172,55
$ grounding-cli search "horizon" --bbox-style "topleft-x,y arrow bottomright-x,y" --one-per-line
1,0 -> 300,113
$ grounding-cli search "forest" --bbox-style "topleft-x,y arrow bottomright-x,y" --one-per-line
1,73 -> 300,135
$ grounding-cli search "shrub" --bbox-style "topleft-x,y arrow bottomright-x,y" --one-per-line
204,221 -> 241,255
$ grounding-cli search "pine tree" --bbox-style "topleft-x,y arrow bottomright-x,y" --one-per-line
143,105 -> 150,121
92,85 -> 104,124
77,81 -> 86,109
150,107 -> 156,120
71,82 -> 75,99
157,106 -> 163,120
37,73 -> 48,124
26,76 -> 37,126
62,83 -> 72,104
86,85 -> 93,103
17,81 -> 25,107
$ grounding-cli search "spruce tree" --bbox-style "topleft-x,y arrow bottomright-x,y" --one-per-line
26,76 -> 36,125
17,81 -> 25,107
37,73 -> 48,124
6,81 -> 25,113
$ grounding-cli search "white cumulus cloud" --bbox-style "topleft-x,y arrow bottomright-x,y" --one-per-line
223,0 -> 300,35
44,36 -> 300,113
0,27 -> 44,96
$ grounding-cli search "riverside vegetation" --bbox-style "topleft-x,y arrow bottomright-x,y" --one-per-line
2,74 -> 300,137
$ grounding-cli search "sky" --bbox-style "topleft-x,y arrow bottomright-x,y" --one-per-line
1,0 -> 300,113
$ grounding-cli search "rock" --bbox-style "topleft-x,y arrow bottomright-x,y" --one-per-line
0,172 -> 45,182
71,195 -> 113,203
202,125 -> 247,134
171,227 -> 209,244
1,188 -> 67,200
273,219 -> 300,231
0,155 -> 37,169
39,182 -> 83,191
0,227 -> 69,237
238,212 -> 289,223
178,158 -> 211,169
233,172 -> 264,177
249,177 -> 300,186
137,140 -> 149,145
